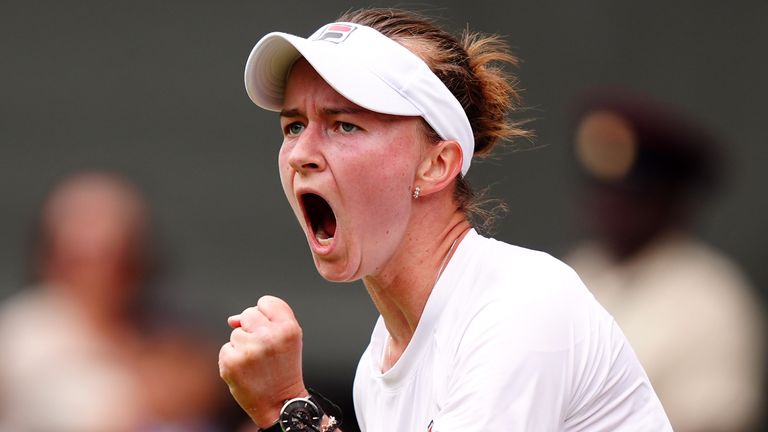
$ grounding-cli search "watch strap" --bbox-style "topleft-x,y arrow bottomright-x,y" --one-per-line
259,389 -> 343,432
308,388 -> 343,431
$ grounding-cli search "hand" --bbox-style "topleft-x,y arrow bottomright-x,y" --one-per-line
219,295 -> 307,428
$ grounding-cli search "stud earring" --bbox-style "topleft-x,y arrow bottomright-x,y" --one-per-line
412,186 -> 421,199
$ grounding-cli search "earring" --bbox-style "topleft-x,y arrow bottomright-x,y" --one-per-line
412,186 -> 421,199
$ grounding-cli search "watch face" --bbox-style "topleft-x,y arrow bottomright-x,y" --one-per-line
279,398 -> 322,431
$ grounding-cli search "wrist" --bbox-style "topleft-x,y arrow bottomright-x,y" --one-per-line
252,387 -> 309,429
260,388 -> 342,432
251,409 -> 279,430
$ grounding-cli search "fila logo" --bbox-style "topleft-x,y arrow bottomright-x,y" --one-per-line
314,23 -> 356,43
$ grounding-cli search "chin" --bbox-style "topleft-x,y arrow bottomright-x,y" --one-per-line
312,258 -> 361,283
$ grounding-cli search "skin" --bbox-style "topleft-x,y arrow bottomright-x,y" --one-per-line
219,59 -> 471,429
40,173 -> 222,427
42,173 -> 146,326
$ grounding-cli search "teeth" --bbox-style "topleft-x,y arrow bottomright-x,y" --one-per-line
314,227 -> 334,246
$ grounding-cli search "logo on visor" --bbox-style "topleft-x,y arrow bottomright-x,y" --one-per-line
313,24 -> 357,44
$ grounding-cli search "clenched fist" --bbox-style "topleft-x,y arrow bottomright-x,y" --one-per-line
219,295 -> 307,428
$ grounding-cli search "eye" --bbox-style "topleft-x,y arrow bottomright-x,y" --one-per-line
285,122 -> 305,136
338,122 -> 359,134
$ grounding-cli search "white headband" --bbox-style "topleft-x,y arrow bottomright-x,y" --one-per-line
244,22 -> 476,176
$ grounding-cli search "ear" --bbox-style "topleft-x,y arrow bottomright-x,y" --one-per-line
415,140 -> 464,196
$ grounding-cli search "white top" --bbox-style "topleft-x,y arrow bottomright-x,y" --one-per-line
566,233 -> 765,431
353,230 -> 671,431
0,288 -> 143,432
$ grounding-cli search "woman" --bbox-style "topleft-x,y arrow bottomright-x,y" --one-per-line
0,172 -> 223,431
219,8 -> 671,432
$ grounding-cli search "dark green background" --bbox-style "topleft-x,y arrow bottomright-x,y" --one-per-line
2,1 -> 766,429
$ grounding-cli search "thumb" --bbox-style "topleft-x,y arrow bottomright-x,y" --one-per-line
256,295 -> 297,323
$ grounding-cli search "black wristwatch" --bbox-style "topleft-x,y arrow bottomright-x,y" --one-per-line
261,389 -> 342,432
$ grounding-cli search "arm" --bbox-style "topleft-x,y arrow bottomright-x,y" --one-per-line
218,295 -> 343,431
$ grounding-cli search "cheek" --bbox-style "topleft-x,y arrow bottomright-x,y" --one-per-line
341,155 -> 414,275
337,139 -> 418,229
353,128 -> 422,182
278,144 -> 304,221
355,163 -> 412,204
277,144 -> 293,195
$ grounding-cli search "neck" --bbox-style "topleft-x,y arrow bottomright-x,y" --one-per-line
363,199 -> 471,368
46,273 -> 135,330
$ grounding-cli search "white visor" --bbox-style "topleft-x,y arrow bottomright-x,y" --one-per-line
244,22 -> 475,176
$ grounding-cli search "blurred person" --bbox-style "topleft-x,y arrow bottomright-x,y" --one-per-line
565,88 -> 766,431
0,171 -> 223,432
219,8 -> 671,432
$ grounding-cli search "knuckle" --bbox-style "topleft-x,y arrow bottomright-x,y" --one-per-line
229,328 -> 244,344
276,321 -> 302,344
240,306 -> 258,319
242,342 -> 267,360
259,294 -> 277,304
218,362 -> 230,380
218,349 -> 236,379
251,324 -> 272,341
256,295 -> 275,310
219,342 -> 231,358
258,295 -> 287,311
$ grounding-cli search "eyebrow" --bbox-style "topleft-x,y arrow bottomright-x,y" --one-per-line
279,106 -> 368,118
279,108 -> 302,118
321,106 -> 367,116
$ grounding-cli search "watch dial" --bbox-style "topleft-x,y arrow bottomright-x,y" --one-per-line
279,399 -> 322,431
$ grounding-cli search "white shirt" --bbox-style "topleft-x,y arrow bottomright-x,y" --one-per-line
0,288 -> 143,432
566,233 -> 765,431
353,230 -> 670,431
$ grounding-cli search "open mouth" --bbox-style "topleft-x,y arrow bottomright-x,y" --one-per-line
300,193 -> 337,246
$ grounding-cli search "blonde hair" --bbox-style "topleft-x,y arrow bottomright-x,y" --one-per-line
337,8 -> 531,230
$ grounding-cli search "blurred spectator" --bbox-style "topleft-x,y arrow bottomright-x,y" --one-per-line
0,171 -> 224,432
565,89 -> 765,431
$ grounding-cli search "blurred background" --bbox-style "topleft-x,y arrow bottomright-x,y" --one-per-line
1,0 -> 765,431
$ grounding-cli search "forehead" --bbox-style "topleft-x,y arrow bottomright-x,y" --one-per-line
281,58 -> 427,132
283,59 -> 362,109
45,176 -> 145,227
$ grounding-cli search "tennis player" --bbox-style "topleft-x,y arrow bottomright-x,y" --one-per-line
219,8 -> 672,431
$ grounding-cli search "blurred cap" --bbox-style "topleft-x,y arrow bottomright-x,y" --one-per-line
244,22 -> 475,175
573,87 -> 721,193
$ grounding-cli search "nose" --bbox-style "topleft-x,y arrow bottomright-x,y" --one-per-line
287,125 -> 326,175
